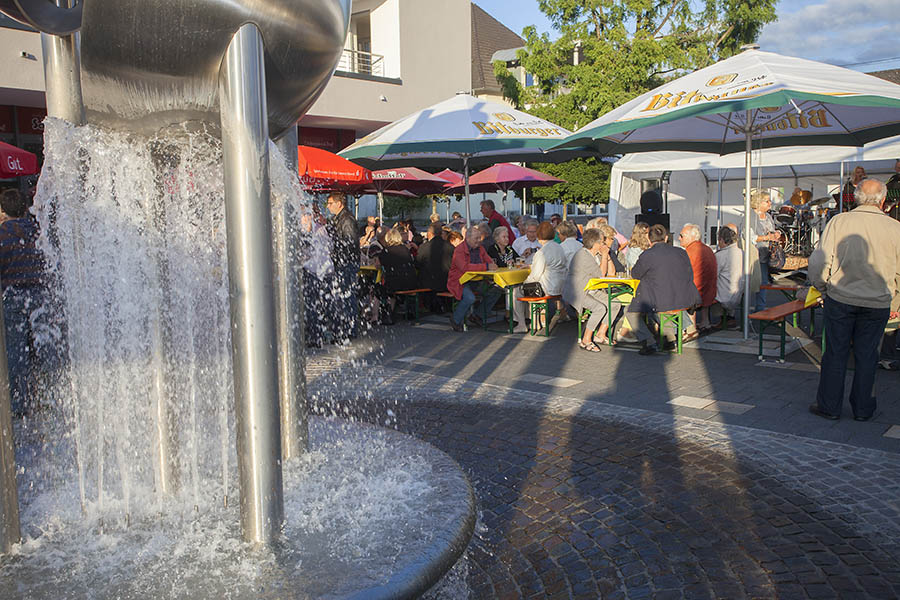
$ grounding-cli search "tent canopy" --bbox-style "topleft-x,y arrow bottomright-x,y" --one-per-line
612,134 -> 900,182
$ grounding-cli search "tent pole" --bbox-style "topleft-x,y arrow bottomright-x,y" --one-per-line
839,161 -> 844,213
717,169 -> 723,238
743,121 -> 752,341
463,156 -> 471,227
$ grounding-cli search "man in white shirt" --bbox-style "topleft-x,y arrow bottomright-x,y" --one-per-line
714,226 -> 743,325
512,219 -> 542,264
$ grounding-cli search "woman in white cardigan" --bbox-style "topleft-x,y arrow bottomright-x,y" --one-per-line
512,221 -> 568,332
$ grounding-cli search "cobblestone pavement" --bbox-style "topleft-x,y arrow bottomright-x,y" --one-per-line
308,352 -> 900,600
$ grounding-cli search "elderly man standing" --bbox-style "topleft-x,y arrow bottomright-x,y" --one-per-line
808,179 -> 900,421
680,223 -> 717,332
446,228 -> 501,332
480,200 -> 515,242
512,219 -> 542,264
325,191 -> 359,342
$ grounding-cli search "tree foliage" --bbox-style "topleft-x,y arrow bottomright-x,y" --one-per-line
494,0 -> 777,204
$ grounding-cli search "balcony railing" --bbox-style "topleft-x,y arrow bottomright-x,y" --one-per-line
337,48 -> 385,77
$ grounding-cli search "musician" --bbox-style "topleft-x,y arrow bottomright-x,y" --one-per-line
750,189 -> 777,310
886,160 -> 900,220
835,166 -> 867,211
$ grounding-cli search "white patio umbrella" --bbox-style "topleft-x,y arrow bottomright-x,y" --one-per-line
339,92 -> 591,226
554,46 -> 900,337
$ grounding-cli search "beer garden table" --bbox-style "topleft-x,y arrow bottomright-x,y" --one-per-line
584,277 -> 640,345
460,267 -> 530,333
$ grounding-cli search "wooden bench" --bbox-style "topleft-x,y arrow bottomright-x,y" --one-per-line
760,284 -> 804,328
748,299 -> 808,362
392,288 -> 431,323
518,295 -> 561,337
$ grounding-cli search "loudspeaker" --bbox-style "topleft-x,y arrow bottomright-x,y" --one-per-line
639,189 -> 663,214
635,212 -> 670,233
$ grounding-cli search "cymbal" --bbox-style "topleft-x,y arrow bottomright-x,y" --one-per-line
790,190 -> 812,205
808,196 -> 832,206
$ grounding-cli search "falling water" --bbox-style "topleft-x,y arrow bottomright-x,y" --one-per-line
1,117 -> 468,598
32,118 -> 237,519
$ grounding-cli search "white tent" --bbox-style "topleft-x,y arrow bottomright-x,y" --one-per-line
609,135 -> 900,239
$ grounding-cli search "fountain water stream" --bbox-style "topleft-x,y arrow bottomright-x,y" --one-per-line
0,1 -> 475,596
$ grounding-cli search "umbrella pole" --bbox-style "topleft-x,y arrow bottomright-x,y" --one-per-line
378,191 -> 384,224
743,123 -> 752,340
463,156 -> 471,227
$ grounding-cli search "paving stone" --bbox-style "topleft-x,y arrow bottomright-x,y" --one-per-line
309,353 -> 900,600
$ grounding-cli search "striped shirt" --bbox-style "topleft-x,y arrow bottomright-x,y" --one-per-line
0,217 -> 43,289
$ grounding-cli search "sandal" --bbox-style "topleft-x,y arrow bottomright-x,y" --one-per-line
578,341 -> 602,353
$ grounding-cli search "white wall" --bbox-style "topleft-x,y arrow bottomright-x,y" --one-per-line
306,0 -> 471,129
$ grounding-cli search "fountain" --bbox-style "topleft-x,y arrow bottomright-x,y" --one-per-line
0,1 -> 475,597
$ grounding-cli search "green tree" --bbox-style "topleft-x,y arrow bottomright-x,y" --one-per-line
494,0 -> 777,204
382,194 -> 430,220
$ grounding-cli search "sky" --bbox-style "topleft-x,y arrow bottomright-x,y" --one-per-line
472,0 -> 900,69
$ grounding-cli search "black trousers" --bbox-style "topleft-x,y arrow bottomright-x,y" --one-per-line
816,296 -> 889,418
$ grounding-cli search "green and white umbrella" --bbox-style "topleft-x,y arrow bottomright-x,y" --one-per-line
339,92 -> 587,225
555,47 -> 900,336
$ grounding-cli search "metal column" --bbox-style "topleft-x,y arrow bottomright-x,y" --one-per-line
219,23 -> 284,545
41,0 -> 85,125
273,128 -> 308,460
0,310 -> 20,554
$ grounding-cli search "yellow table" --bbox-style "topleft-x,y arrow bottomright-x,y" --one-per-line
460,267 -> 530,332
358,265 -> 382,284
584,277 -> 640,345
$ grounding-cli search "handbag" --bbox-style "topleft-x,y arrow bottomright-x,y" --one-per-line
768,241 -> 786,270
522,281 -> 545,297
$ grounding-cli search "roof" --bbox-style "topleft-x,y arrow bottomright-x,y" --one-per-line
471,3 -> 524,95
870,69 -> 900,85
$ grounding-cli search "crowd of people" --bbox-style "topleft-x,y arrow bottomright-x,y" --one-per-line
321,191 -> 762,356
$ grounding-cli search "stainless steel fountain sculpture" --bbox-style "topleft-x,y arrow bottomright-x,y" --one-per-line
0,0 -> 351,545
0,3 -> 475,596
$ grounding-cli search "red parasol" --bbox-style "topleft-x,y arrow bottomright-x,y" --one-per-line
297,145 -> 371,190
0,141 -> 38,178
370,167 -> 450,221
444,163 -> 563,194
435,168 -> 464,188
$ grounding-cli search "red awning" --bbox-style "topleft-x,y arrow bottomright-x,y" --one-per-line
0,141 -> 38,178
297,145 -> 371,189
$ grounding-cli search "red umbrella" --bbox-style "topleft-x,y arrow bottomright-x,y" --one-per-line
445,163 -> 563,194
435,168 -> 464,187
297,145 -> 371,190
445,163 -> 564,217
0,142 -> 38,178
370,167 -> 449,222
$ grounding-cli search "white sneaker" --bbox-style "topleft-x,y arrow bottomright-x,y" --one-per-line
512,324 -> 528,334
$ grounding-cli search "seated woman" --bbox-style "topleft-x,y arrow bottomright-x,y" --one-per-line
512,221 -> 568,332
557,220 -> 582,265
376,227 -> 419,323
624,222 -> 650,273
599,223 -> 627,274
486,226 -> 519,267
563,228 -> 617,352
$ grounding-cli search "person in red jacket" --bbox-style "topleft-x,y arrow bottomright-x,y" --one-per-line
480,200 -> 515,242
679,223 -> 717,333
447,227 -> 502,331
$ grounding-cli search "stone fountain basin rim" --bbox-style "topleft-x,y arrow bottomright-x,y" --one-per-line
327,418 -> 477,600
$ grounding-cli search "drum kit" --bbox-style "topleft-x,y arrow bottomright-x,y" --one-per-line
771,189 -> 830,257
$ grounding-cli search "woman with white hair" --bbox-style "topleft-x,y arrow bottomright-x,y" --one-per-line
556,220 -> 582,265
750,189 -> 779,310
